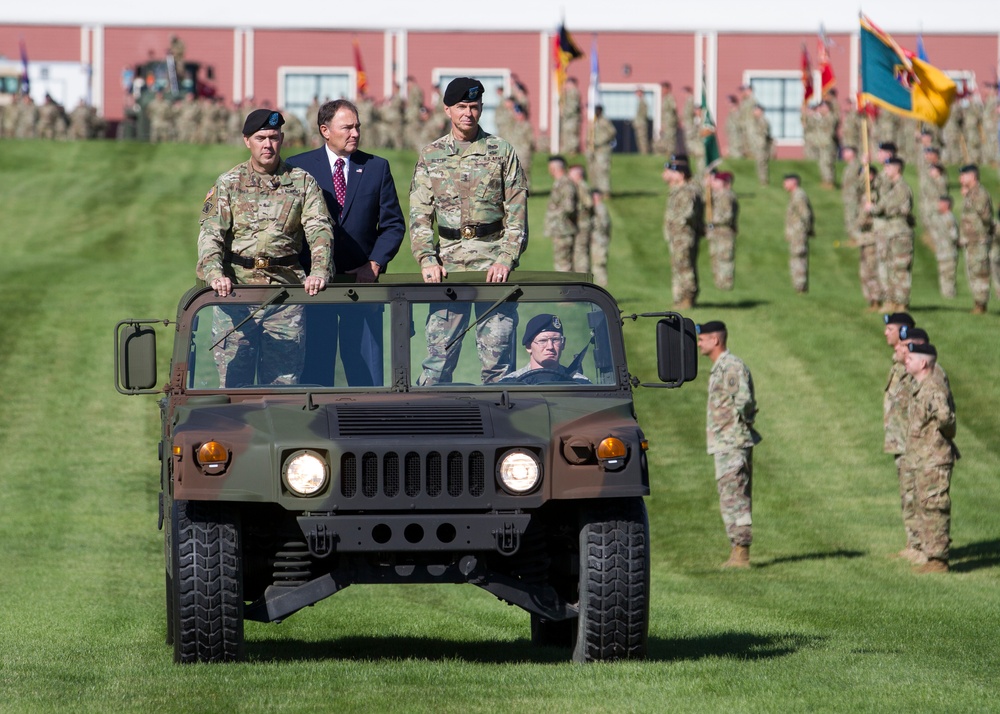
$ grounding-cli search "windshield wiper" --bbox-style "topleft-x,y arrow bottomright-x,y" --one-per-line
211,288 -> 289,349
445,286 -> 523,351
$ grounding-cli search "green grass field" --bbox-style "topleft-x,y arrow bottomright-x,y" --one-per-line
1,139 -> 998,713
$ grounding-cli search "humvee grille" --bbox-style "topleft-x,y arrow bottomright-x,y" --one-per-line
334,404 -> 485,436
339,450 -> 489,501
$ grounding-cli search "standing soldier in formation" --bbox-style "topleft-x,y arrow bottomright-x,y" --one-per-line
633,89 -> 650,155
305,96 -> 321,145
545,155 -> 578,273
902,341 -> 957,574
867,157 -> 914,311
855,166 -> 884,309
814,101 -> 839,188
590,190 -> 611,287
409,77 -> 528,385
918,147 -> 946,249
383,84 -> 405,150
662,155 -> 703,309
705,171 -> 739,291
146,90 -> 172,143
560,77 -> 582,154
929,192 -> 960,300
657,81 -> 679,155
783,174 -> 814,293
747,105 -> 772,186
494,88 -> 513,139
196,109 -> 333,387
37,95 -> 67,140
941,103 -> 964,165
958,164 -> 994,314
963,98 -> 984,165
684,105 -> 705,173
508,105 -> 535,191
696,320 -> 761,569
586,105 -> 616,194
569,164 -> 594,274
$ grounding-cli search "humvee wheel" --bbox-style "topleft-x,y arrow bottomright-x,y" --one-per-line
170,501 -> 245,663
572,497 -> 649,663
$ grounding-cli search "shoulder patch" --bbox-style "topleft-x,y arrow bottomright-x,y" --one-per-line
202,186 -> 218,216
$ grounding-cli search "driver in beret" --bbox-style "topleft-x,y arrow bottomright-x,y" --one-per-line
499,314 -> 591,384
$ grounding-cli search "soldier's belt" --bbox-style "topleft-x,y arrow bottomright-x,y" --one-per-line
225,252 -> 299,269
439,220 -> 503,240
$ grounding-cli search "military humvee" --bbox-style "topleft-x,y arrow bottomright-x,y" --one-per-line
115,273 -> 696,663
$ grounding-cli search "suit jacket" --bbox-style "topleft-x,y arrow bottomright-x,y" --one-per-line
286,148 -> 405,273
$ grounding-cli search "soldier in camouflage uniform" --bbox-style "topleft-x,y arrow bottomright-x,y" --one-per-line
958,164 -> 994,314
783,174 -> 814,293
545,156 -> 578,273
724,95 -> 744,159
657,82 -> 679,155
902,341 -> 957,574
747,105 -> 772,186
814,101 -> 839,188
866,157 -> 914,310
705,171 -> 738,291
409,78 -> 528,386
569,164 -> 594,274
586,105 -> 616,194
918,147 -> 946,249
662,156 -> 703,308
633,89 -> 650,155
590,190 -> 611,287
697,321 -> 761,569
855,169 -> 884,310
508,104 -> 535,191
928,193 -> 959,299
197,109 -> 334,387
559,77 -> 582,154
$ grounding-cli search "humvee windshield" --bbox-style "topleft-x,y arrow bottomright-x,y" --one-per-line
186,295 -> 616,390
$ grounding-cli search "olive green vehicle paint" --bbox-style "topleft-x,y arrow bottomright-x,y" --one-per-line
115,273 -> 697,663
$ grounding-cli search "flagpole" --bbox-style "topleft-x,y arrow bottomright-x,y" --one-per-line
862,107 -> 871,204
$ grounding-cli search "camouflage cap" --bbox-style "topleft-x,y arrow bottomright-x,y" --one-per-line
243,109 -> 284,136
443,77 -> 485,106
908,342 -> 937,357
883,312 -> 915,327
899,325 -> 929,342
522,314 -> 563,346
696,321 -> 726,335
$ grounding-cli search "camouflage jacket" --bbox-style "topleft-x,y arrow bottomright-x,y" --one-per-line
634,98 -> 649,127
871,176 -> 914,235
883,360 -> 912,454
707,186 -> 738,236
592,200 -> 611,240
409,127 -> 528,271
587,116 -> 617,155
928,209 -> 959,249
660,95 -> 678,134
785,187 -> 814,241
575,180 -> 594,237
665,181 -> 704,242
197,159 -> 334,285
902,368 -> 958,468
960,182 -> 994,246
706,350 -> 761,455
544,174 -> 577,238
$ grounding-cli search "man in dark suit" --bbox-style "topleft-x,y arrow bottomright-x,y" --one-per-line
287,99 -> 405,386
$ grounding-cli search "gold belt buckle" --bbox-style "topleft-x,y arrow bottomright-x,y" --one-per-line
460,225 -> 476,239
254,255 -> 270,269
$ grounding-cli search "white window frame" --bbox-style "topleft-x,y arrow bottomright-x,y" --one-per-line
595,82 -> 662,137
743,69 -> 805,147
277,65 -> 357,120
431,67 -> 510,135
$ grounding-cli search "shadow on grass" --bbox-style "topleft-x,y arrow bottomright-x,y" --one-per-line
752,549 -> 866,568
609,189 -> 664,198
691,299 -> 771,309
246,632 -> 821,664
949,539 -> 1000,573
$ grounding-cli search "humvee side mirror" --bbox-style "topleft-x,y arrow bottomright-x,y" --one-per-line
655,315 -> 697,387
115,320 -> 160,394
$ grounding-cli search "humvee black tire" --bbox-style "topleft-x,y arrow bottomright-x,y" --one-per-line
572,497 -> 649,663
165,573 -> 174,645
170,500 -> 245,663
530,614 -> 575,648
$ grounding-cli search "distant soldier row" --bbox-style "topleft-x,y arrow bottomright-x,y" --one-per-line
0,94 -> 105,140
544,156 -> 612,286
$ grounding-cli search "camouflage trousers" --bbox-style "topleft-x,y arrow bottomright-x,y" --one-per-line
964,237 -> 993,306
754,153 -> 769,186
573,229 -> 592,274
933,230 -> 958,299
787,236 -> 809,292
878,232 -> 913,307
552,233 -> 576,273
713,448 -> 753,547
212,303 -> 305,387
859,243 -> 883,304
895,455 -> 921,551
590,150 -> 612,194
818,148 -> 837,185
667,233 -> 700,304
708,229 -> 735,291
992,240 -> 1000,300
635,122 -> 650,155
560,117 -> 580,154
417,302 -> 517,386
590,231 -> 610,287
915,463 -> 953,561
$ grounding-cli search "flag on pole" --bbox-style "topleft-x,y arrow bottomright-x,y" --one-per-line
553,23 -> 583,91
701,65 -> 720,169
817,28 -> 836,96
916,33 -> 928,62
353,40 -> 368,96
801,44 -> 814,104
859,14 -> 956,127
588,35 -> 601,119
19,38 -> 30,94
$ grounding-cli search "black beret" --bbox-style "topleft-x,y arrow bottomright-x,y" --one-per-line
443,77 -> 485,106
908,342 -> 937,357
665,155 -> 690,176
883,312 -> 915,327
960,163 -> 979,175
522,314 -> 564,347
923,145 -> 941,154
886,157 -> 905,169
783,173 -> 801,182
878,141 -> 897,153
696,321 -> 727,335
899,325 -> 929,342
242,109 -> 284,136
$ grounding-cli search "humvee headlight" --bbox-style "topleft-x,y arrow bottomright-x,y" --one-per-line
498,450 -> 541,494
597,437 -> 628,471
196,440 -> 230,474
283,450 -> 328,496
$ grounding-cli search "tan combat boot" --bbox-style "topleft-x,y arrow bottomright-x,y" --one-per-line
971,302 -> 987,315
722,545 -> 750,569
915,558 -> 949,574
893,547 -> 927,564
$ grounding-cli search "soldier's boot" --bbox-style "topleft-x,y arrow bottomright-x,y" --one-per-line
915,558 -> 949,574
721,545 -> 750,569
866,300 -> 881,313
674,298 -> 693,310
893,547 -> 927,564
971,302 -> 987,315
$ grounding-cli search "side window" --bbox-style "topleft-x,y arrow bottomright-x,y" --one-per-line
748,74 -> 803,142
280,68 -> 354,126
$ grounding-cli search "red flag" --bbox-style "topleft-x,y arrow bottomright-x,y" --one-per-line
353,40 -> 368,96
817,35 -> 835,97
553,23 -> 583,91
801,44 -> 814,104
